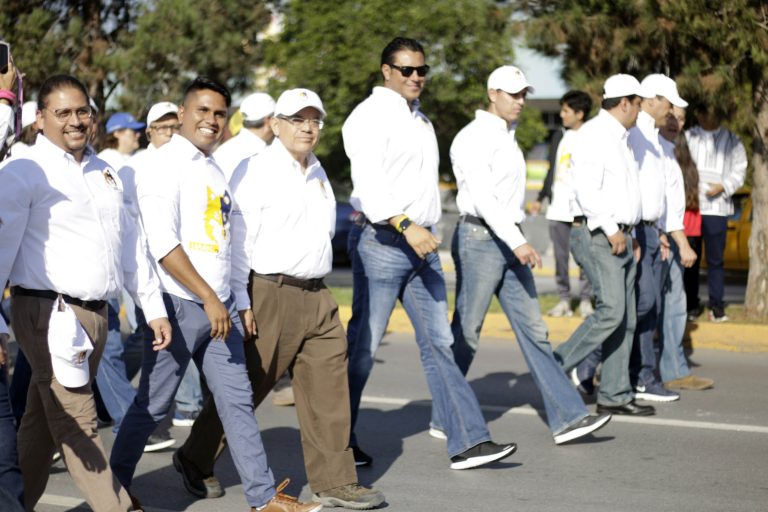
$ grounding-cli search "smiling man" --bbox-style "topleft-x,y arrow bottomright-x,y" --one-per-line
342,37 -> 516,471
110,77 -> 319,512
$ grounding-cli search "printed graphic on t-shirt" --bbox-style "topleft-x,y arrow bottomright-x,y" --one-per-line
189,186 -> 232,253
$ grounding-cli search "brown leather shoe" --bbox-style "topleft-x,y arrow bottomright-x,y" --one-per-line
252,479 -> 322,512
665,374 -> 714,390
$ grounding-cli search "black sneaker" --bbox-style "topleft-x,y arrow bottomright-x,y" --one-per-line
449,441 -> 516,470
172,450 -> 224,499
144,432 -> 176,452
553,413 -> 612,445
352,445 -> 372,467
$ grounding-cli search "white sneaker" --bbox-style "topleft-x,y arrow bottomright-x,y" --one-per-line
548,300 -> 573,317
428,426 -> 447,440
579,300 -> 594,317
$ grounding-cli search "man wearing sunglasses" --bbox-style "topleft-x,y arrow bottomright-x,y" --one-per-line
342,37 -> 516,470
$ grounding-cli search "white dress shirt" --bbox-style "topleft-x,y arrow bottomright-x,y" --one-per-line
229,139 -> 335,311
451,110 -> 527,251
214,129 -> 268,183
659,137 -> 685,233
545,128 -> 580,222
343,86 -> 441,226
629,111 -> 666,223
0,134 -> 166,334
685,125 -> 747,216
97,147 -> 132,174
571,109 -> 642,235
137,134 -> 233,303
0,104 -> 12,146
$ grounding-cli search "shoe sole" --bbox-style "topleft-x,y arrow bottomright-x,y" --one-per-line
354,460 -> 371,467
144,438 -> 176,452
570,368 -> 594,396
429,427 -> 447,440
312,492 -> 385,510
634,392 -> 680,402
553,414 -> 612,445
173,453 -> 223,499
597,407 -> 655,417
172,419 -> 196,427
450,444 -> 517,470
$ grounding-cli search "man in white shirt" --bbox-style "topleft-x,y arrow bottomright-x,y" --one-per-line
214,92 -> 275,181
180,88 -> 384,510
0,74 -> 171,512
553,74 -> 655,417
685,106 -> 747,322
625,74 -> 697,402
110,77 -> 319,512
343,37 -> 516,470
440,65 -> 611,445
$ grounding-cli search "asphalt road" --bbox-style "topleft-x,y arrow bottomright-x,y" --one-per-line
35,333 -> 768,512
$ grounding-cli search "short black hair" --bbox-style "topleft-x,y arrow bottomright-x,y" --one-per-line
37,74 -> 89,110
601,94 -> 638,110
243,119 -> 267,129
381,37 -> 425,66
183,76 -> 231,108
560,90 -> 593,121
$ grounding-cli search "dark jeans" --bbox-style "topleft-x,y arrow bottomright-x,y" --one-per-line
684,236 -> 702,313
0,367 -> 23,507
701,215 -> 728,310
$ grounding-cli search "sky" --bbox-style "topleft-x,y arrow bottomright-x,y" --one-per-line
514,45 -> 568,99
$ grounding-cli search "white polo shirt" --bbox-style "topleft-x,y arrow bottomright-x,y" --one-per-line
214,129 -> 268,183
571,110 -> 642,235
137,134 -> 233,303
0,134 -> 166,334
230,139 -> 335,310
343,86 -> 441,226
451,109 -> 527,251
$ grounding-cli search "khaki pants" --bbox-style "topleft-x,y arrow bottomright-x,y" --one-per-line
181,277 -> 357,493
11,295 -> 132,512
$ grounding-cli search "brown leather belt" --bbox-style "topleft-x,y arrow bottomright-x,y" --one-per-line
251,272 -> 325,292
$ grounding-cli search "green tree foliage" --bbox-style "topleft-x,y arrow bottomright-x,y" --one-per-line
516,0 -> 768,320
265,0 -> 547,181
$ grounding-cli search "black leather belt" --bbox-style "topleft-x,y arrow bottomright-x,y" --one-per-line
368,220 -> 432,234
640,220 -> 657,227
461,214 -> 491,230
11,286 -> 106,312
251,272 -> 325,292
572,217 -> 634,233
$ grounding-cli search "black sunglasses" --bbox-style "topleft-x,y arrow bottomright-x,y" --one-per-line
388,63 -> 430,77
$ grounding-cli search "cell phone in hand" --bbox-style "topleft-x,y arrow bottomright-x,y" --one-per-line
0,41 -> 9,74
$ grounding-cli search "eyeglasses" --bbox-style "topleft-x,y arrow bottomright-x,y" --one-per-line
44,107 -> 93,122
277,115 -> 324,130
388,63 -> 430,77
150,124 -> 181,135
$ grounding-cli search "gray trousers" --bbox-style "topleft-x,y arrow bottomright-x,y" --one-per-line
549,220 -> 592,302
110,293 -> 275,507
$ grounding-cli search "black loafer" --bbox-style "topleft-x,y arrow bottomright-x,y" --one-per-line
597,400 -> 655,416
172,450 -> 224,499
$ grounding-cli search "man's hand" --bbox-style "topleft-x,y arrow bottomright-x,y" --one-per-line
529,200 -> 543,216
239,309 -> 258,340
403,224 -> 440,259
203,295 -> 231,341
659,232 -> 671,262
513,243 -> 543,268
678,241 -> 698,268
705,182 -> 725,198
0,58 -> 16,93
607,230 -> 627,256
0,332 -> 9,367
147,318 -> 172,351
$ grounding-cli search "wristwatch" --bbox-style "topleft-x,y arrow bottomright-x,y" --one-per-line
396,217 -> 413,233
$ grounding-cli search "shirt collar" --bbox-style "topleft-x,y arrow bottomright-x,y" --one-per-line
372,86 -> 422,115
474,109 -> 511,133
637,111 -> 658,136
168,133 -> 211,161
598,109 -> 630,140
270,137 -> 321,178
35,133 -> 97,165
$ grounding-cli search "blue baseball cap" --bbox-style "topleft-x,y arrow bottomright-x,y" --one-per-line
105,112 -> 146,134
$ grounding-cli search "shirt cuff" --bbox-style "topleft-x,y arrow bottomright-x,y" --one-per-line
234,287 -> 251,312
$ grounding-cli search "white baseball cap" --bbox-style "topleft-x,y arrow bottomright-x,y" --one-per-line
603,74 -> 653,99
640,74 -> 688,108
21,101 -> 37,129
146,101 -> 179,126
274,88 -> 326,118
47,299 -> 94,388
487,65 -> 535,94
239,93 -> 275,122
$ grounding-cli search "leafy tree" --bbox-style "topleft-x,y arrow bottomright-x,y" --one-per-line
516,0 -> 768,321
265,0 -> 547,182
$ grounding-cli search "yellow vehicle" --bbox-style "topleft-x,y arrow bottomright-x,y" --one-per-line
703,187 -> 751,271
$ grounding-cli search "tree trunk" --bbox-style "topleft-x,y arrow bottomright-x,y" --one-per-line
745,82 -> 768,321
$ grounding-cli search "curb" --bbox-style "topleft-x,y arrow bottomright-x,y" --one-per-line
337,306 -> 768,353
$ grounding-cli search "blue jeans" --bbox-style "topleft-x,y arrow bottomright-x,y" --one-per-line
110,294 -> 275,507
347,224 -> 491,458
630,224 -> 663,387
345,223 -> 367,362
0,367 -> 23,507
659,239 -> 691,381
437,221 -> 588,435
95,299 -> 137,432
554,225 -> 636,406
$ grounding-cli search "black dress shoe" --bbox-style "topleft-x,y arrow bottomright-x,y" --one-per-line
596,400 -> 655,416
172,449 -> 224,498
